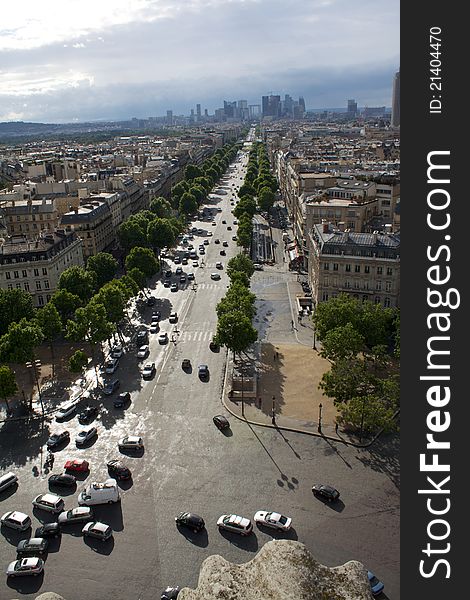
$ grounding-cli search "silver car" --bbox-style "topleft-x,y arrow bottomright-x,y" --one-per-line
6,557 -> 43,577
217,514 -> 253,536
58,506 -> 93,525
1,511 -> 31,531
75,427 -> 97,447
82,521 -> 113,541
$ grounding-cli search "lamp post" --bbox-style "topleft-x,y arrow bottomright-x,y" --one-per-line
312,301 -> 317,350
318,402 -> 323,434
26,360 -> 44,418
271,395 -> 276,426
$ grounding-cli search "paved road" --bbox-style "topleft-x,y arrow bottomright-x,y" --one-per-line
0,138 -> 400,599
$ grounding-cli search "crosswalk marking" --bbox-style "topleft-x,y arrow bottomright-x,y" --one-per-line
179,330 -> 214,342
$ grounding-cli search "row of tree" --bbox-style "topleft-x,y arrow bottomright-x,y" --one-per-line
313,294 -> 400,435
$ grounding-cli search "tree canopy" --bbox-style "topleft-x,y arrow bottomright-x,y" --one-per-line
125,247 -> 159,280
58,266 -> 96,303
0,289 -> 35,336
86,252 -> 118,289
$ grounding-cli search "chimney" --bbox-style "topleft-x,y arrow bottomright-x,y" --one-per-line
321,219 -> 329,233
372,230 -> 379,243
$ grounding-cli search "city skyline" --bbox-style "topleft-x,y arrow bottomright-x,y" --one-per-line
1,0 -> 399,123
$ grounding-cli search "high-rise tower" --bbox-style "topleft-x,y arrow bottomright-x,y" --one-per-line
391,70 -> 400,128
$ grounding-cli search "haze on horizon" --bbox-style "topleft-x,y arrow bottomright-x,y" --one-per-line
0,0 -> 399,123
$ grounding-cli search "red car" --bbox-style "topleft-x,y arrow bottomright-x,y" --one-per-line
64,459 -> 89,473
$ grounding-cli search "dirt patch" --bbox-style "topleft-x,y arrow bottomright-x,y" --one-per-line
257,343 -> 338,425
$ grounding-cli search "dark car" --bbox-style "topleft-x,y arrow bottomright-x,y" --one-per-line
161,586 -> 180,600
198,365 -> 209,380
312,483 -> 340,502
147,296 -> 156,306
102,379 -> 120,395
35,522 -> 61,539
220,249 -> 226,256
136,330 -> 149,345
213,415 -> 230,431
78,406 -> 98,424
107,460 -> 132,481
46,431 -> 70,449
209,340 -> 219,352
114,392 -> 131,408
181,359 -> 191,370
227,226 -> 232,230
175,512 -> 205,532
152,311 -> 161,321
368,570 -> 385,596
48,473 -> 76,488
163,280 -> 171,288
165,270 -> 172,278
17,537 -> 49,556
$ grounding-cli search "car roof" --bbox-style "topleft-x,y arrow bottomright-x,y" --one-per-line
91,522 -> 110,532
38,493 -> 61,503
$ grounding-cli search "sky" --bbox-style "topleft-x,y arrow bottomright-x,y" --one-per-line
0,0 -> 400,123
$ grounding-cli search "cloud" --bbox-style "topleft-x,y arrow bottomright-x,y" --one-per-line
0,0 -> 399,122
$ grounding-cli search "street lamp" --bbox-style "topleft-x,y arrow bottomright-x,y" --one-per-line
312,301 -> 317,350
271,395 -> 276,425
26,360 -> 44,418
318,403 -> 323,434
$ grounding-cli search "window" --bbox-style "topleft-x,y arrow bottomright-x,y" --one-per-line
42,268 -> 48,275
38,295 -> 44,306
376,281 -> 382,291
364,266 -> 370,274
322,292 -> 329,301
14,271 -> 19,279
377,266 -> 383,275
355,265 -> 360,273
384,297 -> 391,308
6,272 -> 11,280
7,284 -> 13,291
345,264 -> 351,272
323,263 -> 329,270
333,263 -> 338,271
344,280 -> 351,289
22,270 -> 27,277
36,281 -> 42,291
387,267 -> 393,276
16,283 -> 22,289
375,296 -> 381,304
24,282 -> 30,292
46,294 -> 51,302
34,269 -> 39,277
386,281 -> 392,292
44,280 -> 50,290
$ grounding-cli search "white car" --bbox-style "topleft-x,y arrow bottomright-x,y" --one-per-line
55,401 -> 76,421
110,345 -> 123,358
217,514 -> 253,536
82,521 -> 113,541
75,427 -> 97,447
137,345 -> 149,359
118,436 -> 144,451
32,493 -> 64,514
1,511 -> 31,531
169,312 -> 178,323
58,506 -> 93,525
254,510 -> 292,531
6,557 -> 43,578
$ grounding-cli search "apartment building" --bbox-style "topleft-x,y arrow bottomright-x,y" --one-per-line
60,201 -> 114,259
0,198 -> 60,238
308,222 -> 400,308
0,230 -> 84,307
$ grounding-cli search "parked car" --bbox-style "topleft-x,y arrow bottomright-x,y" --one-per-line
204,239 -> 209,245
107,460 -> 132,481
158,332 -> 169,345
217,514 -> 253,536
171,283 -> 178,292
368,571 -> 385,596
64,459 -> 89,473
253,511 -> 292,531
6,557 -> 44,578
175,512 -> 205,532
311,483 -> 340,502
114,392 -> 131,408
169,312 -> 178,323
75,427 -> 97,447
46,431 -> 70,449
181,359 -> 191,371
161,586 -> 181,600
213,415 -> 229,430
0,472 -> 18,493
220,249 -> 226,256
136,329 -> 149,345
142,363 -> 156,379
32,493 -> 64,514
105,357 -> 119,374
165,269 -> 172,278
34,522 -> 61,539
188,272 -> 195,280
163,280 -> 171,288
222,241 -> 228,247
210,273 -> 221,280
118,436 -> 144,451
1,511 -> 31,531
152,311 -> 161,321
175,266 -> 183,274
149,323 -> 160,334
82,521 -> 113,541
58,506 -> 93,525
55,401 -> 76,421
110,344 -> 123,358
253,263 -> 264,271
102,379 -> 120,395
48,473 -> 76,488
78,406 -> 98,424
198,365 -> 209,380
16,537 -> 48,556
137,345 -> 150,359
215,261 -> 223,269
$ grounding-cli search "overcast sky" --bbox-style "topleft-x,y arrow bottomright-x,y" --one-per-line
0,0 -> 399,123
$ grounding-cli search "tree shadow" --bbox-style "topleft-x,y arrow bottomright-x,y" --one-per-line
0,417 -> 51,470
354,435 -> 400,489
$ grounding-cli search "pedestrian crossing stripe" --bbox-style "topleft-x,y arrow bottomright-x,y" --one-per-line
179,330 -> 214,342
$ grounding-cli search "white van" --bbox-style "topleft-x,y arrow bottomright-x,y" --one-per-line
78,479 -> 120,506
0,472 -> 18,493
56,401 -> 76,421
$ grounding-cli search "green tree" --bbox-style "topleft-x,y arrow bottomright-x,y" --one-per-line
118,218 -> 148,252
319,323 -> 365,363
149,196 -> 172,218
58,266 -> 96,303
179,192 -> 198,216
86,252 -> 118,289
0,365 -> 18,412
227,254 -> 255,280
0,318 -> 44,364
258,187 -> 275,212
185,164 -> 203,181
319,358 -> 373,404
189,185 -> 205,205
68,349 -> 89,374
50,289 -> 82,325
125,247 -> 159,280
35,303 -> 63,375
205,167 -> 219,184
127,268 -> 147,291
337,393 -> 399,435
237,218 -> 252,250
0,289 -> 35,336
214,311 -> 258,355
238,182 -> 256,199
147,218 -> 176,250
171,180 -> 190,207
233,197 -> 257,219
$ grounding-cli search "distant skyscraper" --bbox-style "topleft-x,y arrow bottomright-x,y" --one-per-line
391,70 -> 400,127
347,99 -> 357,117
196,104 -> 201,119
204,108 -> 208,117
298,96 -> 306,115
166,110 -> 173,125
262,95 -> 281,117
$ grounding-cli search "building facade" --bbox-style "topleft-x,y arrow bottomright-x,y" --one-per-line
60,201 -> 114,259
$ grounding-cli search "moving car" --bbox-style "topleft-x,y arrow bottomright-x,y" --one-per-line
198,365 -> 209,380
58,506 -> 93,524
75,427 -> 97,447
137,345 -> 150,359
209,340 -> 219,351
107,460 -> 132,481
78,479 -> 120,506
222,241 -> 228,247
110,344 -> 123,358
6,557 -> 44,578
114,392 -> 131,408
188,272 -> 195,279
1,511 -> 31,531
152,311 -> 161,321
214,238 -> 220,244
220,249 -> 226,256
142,363 -> 156,379
204,239 -> 209,245
82,521 -> 113,541
0,472 -> 18,493
64,459 -> 89,473
149,323 -> 160,334
253,511 -> 292,531
175,266 -> 182,274
102,379 -> 120,395
217,514 -> 253,536
161,587 -> 181,600
105,357 -> 119,374
210,273 -> 221,280
48,473 -> 76,488
368,571 -> 385,596
175,512 -> 205,532
171,283 -> 178,292
181,359 -> 191,371
179,275 -> 186,283
118,436 -> 144,451
16,537 -> 49,556
34,522 -> 61,539
158,332 -> 169,344
32,493 -> 64,514
46,431 -> 70,449
169,312 -> 178,323
213,415 -> 229,431
55,401 -> 76,421
215,261 -> 223,269
311,483 -> 340,502
78,406 -> 98,424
